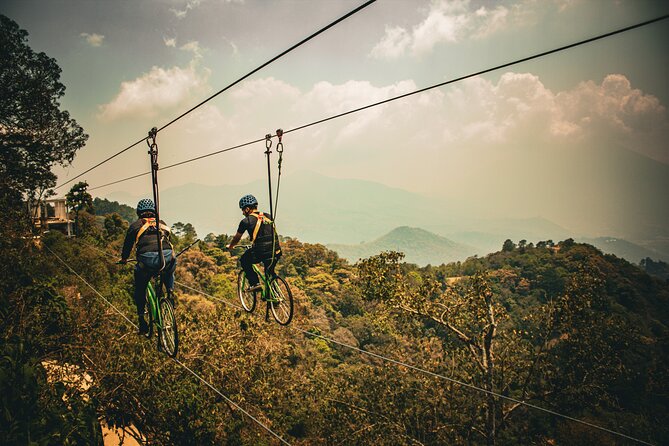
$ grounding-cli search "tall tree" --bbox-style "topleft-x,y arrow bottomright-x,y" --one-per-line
65,181 -> 93,236
0,15 -> 87,209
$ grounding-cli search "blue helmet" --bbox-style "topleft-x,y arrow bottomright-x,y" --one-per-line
136,198 -> 155,216
239,194 -> 258,209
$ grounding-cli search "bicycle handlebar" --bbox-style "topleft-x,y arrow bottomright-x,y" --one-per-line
176,238 -> 200,258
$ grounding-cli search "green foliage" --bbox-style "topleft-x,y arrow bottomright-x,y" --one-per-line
103,212 -> 128,240
0,15 -> 87,202
6,222 -> 669,445
171,221 -> 198,251
93,197 -> 136,223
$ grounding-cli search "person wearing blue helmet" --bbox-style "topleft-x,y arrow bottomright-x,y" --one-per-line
119,198 -> 176,334
227,194 -> 282,293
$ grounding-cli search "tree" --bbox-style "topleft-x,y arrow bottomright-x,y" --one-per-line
0,15 -> 88,209
104,212 -> 128,240
502,239 -> 515,252
66,182 -> 93,236
171,222 -> 197,250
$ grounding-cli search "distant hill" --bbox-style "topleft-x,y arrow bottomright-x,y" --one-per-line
440,217 -> 573,255
328,226 -> 478,266
578,237 -> 669,264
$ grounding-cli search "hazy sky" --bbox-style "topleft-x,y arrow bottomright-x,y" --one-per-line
2,0 -> 668,240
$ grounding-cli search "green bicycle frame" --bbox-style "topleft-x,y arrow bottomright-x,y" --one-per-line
146,281 -> 164,327
250,264 -> 279,303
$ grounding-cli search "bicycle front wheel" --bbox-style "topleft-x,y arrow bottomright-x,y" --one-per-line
159,298 -> 179,357
237,270 -> 256,313
269,277 -> 293,326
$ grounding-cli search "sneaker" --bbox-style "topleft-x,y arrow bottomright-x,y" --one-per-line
138,316 -> 149,335
246,284 -> 263,293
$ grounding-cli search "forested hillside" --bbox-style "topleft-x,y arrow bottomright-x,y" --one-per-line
4,206 -> 668,445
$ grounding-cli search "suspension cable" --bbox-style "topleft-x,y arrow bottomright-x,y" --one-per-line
54,0 -> 377,192
78,241 -> 655,445
81,13 -> 669,193
45,244 -> 292,445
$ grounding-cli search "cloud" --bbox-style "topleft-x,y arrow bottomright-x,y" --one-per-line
98,64 -> 209,120
164,37 -> 177,47
180,41 -> 203,58
80,33 -> 104,47
170,0 -> 202,19
440,72 -> 668,161
371,26 -> 412,60
371,0 -> 550,59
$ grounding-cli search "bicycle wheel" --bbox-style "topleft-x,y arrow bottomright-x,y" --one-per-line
237,270 -> 256,313
269,276 -> 293,325
159,298 -> 179,357
144,282 -> 156,339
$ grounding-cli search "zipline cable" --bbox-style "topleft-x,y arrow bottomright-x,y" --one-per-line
45,244 -> 292,446
77,241 -> 656,445
82,13 -> 669,193
55,0 -> 377,192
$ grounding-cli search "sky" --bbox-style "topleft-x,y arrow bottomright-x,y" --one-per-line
2,0 -> 668,244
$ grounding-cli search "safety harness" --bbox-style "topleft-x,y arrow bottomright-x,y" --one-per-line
250,211 -> 281,256
134,217 -> 173,250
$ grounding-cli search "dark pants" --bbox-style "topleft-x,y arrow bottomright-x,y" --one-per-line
241,248 -> 280,287
134,250 -> 176,315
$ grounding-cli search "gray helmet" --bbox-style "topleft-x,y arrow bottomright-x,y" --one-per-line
238,194 -> 258,209
136,198 -> 155,216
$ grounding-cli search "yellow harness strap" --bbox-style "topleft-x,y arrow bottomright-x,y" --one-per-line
134,218 -> 171,247
250,212 -> 264,243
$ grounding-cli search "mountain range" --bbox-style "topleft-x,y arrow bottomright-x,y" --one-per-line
102,170 -> 669,263
327,226 -> 668,266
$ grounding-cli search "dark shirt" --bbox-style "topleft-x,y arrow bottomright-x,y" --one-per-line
121,218 -> 172,259
237,211 -> 274,239
237,211 -> 280,254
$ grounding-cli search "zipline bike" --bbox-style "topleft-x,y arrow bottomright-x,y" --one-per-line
118,240 -> 198,357
235,246 -> 294,325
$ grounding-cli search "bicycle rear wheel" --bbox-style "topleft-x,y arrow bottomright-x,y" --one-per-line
269,277 -> 293,325
237,270 -> 256,313
144,282 -> 156,339
159,298 -> 178,357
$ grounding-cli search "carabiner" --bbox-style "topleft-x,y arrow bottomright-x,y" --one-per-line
275,129 -> 284,154
265,134 -> 273,151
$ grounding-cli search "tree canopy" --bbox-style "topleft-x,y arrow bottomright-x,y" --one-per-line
0,14 -> 87,204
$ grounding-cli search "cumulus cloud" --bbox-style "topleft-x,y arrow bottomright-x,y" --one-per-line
164,37 -> 177,47
98,64 -> 209,120
371,0 -> 548,59
220,72 -> 666,161
439,72 -> 668,161
80,32 -> 104,47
